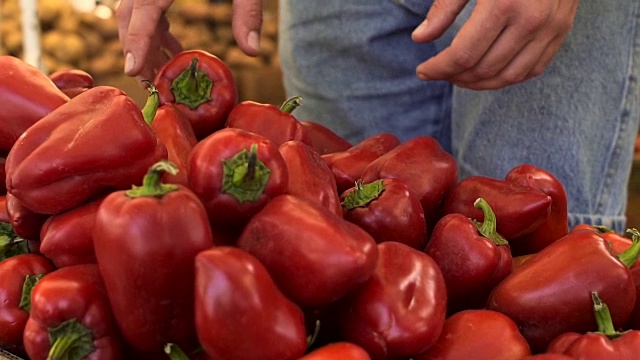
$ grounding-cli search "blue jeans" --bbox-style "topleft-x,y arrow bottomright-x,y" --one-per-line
279,0 -> 640,233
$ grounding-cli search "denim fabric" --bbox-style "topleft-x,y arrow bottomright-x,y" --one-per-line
279,0 -> 640,232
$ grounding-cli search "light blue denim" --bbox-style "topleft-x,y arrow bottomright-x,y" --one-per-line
279,0 -> 640,233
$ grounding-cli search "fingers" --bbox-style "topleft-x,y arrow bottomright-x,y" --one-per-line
412,0 -> 468,44
232,0 -> 264,57
116,0 -> 175,77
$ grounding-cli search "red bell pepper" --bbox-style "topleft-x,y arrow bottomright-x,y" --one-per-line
155,49 -> 238,140
416,309 -> 531,360
48,68 -> 94,99
23,264 -> 122,360
279,140 -> 342,216
39,196 -> 104,268
226,96 -> 312,147
188,127 -> 289,231
0,254 -> 55,355
151,103 -> 198,187
341,178 -> 427,249
0,55 -> 69,154
361,135 -> 458,228
486,227 -> 640,352
6,193 -> 49,242
237,194 -> 378,309
335,241 -> 447,359
195,246 -> 308,360
505,164 -> 569,255
425,198 -> 513,313
547,292 -> 640,359
300,120 -> 352,155
443,175 -> 552,240
321,132 -> 400,194
0,156 -> 6,194
5,85 -> 167,215
0,221 -> 30,261
0,195 -> 9,223
93,161 -> 217,355
298,342 -> 371,360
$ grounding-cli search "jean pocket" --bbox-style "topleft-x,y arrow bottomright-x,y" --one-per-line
390,0 -> 432,16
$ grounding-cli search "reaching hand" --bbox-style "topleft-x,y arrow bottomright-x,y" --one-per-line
412,0 -> 580,90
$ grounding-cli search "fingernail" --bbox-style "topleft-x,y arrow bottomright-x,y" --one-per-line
124,52 -> 135,74
417,72 -> 430,81
412,20 -> 429,37
247,31 -> 260,53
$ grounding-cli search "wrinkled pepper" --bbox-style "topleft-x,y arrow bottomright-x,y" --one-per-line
547,292 -> 640,359
425,198 -> 513,313
39,196 -> 104,268
5,86 -> 167,215
154,49 -> 237,140
335,241 -> 447,359
416,309 -> 531,360
188,127 -> 289,231
322,132 -> 400,194
443,175 -> 552,240
237,194 -> 378,309
0,55 -> 69,154
0,254 -> 55,355
300,120 -> 353,155
6,193 -> 49,242
93,161 -> 217,354
361,136 -> 458,228
341,178 -> 427,250
226,96 -> 311,147
195,246 -> 308,360
23,264 -> 122,360
505,164 -> 569,255
487,227 -> 640,352
48,68 -> 94,99
279,140 -> 342,216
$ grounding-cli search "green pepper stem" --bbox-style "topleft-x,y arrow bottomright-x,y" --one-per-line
126,161 -> 180,198
222,144 -> 271,203
47,319 -> 94,360
617,228 -> 640,268
0,222 -> 29,261
279,96 -> 303,114
164,343 -> 191,360
592,292 -> 622,339
19,273 -> 44,312
473,198 -> 509,246
170,57 -> 213,110
141,80 -> 159,126
341,179 -> 385,210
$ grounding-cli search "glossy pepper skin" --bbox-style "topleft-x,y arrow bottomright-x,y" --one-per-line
335,241 -> 447,360
188,127 -> 289,231
155,49 -> 238,140
425,198 -> 513,313
279,140 -> 342,216
195,246 -> 308,360
39,197 -> 104,268
361,136 -> 458,228
226,96 -> 311,147
0,55 -> 69,154
487,228 -> 639,353
416,309 -> 531,360
151,103 -> 198,187
300,120 -> 352,155
237,194 -> 378,309
322,133 -> 400,194
547,292 -> 640,359
5,193 -> 49,242
298,342 -> 372,360
23,264 -> 122,360
505,164 -> 569,255
443,175 -> 552,240
5,86 -> 167,215
341,178 -> 427,250
93,162 -> 217,354
0,254 -> 55,355
48,68 -> 94,99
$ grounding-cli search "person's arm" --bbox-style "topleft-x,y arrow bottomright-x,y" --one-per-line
116,0 -> 263,80
412,0 -> 580,90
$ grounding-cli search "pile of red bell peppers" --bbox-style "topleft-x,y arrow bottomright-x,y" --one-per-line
1,51 -> 640,360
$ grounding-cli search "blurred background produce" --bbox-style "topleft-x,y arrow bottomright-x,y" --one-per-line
0,0 -> 284,106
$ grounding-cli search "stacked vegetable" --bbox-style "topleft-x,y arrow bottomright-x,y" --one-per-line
1,52 -> 640,360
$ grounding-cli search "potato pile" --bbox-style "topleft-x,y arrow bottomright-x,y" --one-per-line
0,0 -> 281,78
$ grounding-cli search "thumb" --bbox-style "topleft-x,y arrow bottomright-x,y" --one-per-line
412,0 -> 469,43
232,0 -> 264,57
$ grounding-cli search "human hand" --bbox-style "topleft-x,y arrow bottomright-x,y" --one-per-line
412,0 -> 580,90
117,0 -> 264,81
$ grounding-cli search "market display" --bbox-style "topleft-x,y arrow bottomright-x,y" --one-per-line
2,48 -> 640,360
